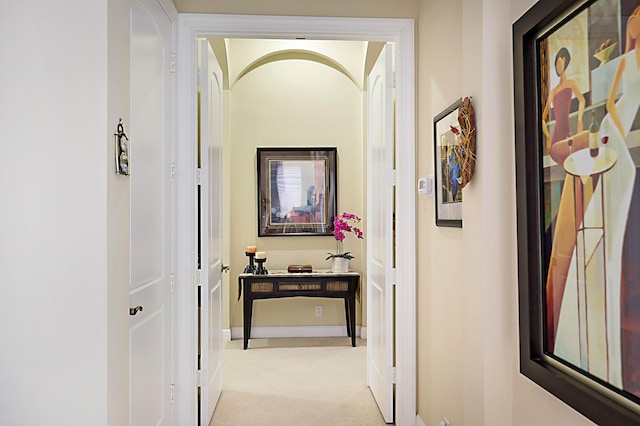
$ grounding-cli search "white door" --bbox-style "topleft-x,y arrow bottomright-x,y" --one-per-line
129,0 -> 175,425
366,43 -> 395,423
198,39 -> 225,424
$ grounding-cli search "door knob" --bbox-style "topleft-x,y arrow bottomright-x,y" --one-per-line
221,264 -> 230,273
130,305 -> 144,316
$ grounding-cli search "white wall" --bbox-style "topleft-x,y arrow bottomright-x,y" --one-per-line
107,0 -> 132,424
0,0 -> 129,424
416,0 -> 596,424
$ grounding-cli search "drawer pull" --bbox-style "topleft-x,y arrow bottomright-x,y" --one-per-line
279,283 -> 321,291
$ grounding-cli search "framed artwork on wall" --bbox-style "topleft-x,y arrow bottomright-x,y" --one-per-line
257,147 -> 337,237
434,99 -> 463,227
514,0 -> 640,423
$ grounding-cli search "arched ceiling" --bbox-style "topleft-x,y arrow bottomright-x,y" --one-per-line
207,38 -> 386,90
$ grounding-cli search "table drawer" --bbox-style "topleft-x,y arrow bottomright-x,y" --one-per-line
326,281 -> 349,292
251,282 -> 274,293
278,282 -> 322,291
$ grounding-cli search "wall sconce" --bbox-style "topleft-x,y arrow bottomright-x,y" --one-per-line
114,118 -> 129,176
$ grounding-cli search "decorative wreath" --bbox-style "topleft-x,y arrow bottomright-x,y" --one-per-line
456,96 -> 476,189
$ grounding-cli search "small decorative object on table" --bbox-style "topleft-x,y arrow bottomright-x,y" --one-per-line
244,245 -> 257,273
255,251 -> 268,275
287,264 -> 313,273
326,212 -> 364,273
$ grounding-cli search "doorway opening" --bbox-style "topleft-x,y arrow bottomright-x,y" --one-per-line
175,14 -> 416,426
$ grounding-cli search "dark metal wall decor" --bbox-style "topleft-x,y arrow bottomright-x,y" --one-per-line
457,96 -> 476,189
114,118 -> 129,176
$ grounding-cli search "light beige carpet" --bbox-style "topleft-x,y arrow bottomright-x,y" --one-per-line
209,337 -> 390,426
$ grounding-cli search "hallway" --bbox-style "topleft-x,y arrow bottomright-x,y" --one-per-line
210,337 -> 388,425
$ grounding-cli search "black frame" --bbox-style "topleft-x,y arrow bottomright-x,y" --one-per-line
514,0 -> 640,423
257,147 -> 337,237
434,99 -> 464,227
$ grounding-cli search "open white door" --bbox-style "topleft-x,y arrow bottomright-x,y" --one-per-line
129,0 -> 175,424
198,39 -> 225,424
367,43 -> 395,423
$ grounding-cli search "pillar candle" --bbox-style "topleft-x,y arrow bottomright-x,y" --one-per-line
255,251 -> 266,260
246,245 -> 257,253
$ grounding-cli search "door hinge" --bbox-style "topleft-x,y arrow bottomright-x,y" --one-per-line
170,274 -> 175,293
170,384 -> 175,403
197,269 -> 202,287
196,168 -> 202,186
392,268 -> 397,286
170,163 -> 176,183
170,53 -> 176,73
386,70 -> 396,89
392,169 -> 397,186
197,370 -> 207,387
388,366 -> 397,384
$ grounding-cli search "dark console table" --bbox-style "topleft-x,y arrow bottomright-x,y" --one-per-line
237,270 -> 360,349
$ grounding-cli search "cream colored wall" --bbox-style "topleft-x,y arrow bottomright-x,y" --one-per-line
417,0 -> 595,424
176,0 -> 417,18
225,40 -> 366,330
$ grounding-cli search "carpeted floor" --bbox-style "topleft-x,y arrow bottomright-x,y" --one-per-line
209,337 -> 389,425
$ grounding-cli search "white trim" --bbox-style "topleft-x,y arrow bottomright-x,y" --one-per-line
176,14 -> 416,426
230,325 -> 362,340
360,326 -> 367,340
416,413 -> 427,426
223,329 -> 232,343
157,0 -> 178,21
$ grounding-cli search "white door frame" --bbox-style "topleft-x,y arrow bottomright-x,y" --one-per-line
175,14 -> 416,426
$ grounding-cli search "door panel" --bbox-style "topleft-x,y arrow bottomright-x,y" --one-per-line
198,39 -> 224,424
130,1 -> 174,424
367,43 -> 395,423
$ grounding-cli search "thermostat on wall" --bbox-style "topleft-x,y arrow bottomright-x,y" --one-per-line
418,175 -> 434,197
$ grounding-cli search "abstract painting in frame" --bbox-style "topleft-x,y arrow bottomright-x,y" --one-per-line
257,147 -> 337,237
514,0 -> 640,423
434,99 -> 464,227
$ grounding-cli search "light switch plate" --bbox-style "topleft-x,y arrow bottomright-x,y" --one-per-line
418,175 -> 434,197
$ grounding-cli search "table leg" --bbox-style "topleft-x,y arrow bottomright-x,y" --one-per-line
243,296 -> 253,350
349,296 -> 356,347
344,298 -> 351,337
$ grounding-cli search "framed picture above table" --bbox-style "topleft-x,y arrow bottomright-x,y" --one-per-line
257,147 -> 337,237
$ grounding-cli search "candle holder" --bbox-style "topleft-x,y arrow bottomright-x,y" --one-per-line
255,257 -> 268,275
244,251 -> 256,274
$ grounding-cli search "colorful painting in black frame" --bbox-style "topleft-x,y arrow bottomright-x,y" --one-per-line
257,147 -> 337,237
434,98 -> 464,228
514,0 -> 640,423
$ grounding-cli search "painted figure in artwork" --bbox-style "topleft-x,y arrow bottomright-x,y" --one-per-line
542,46 -> 587,353
448,148 -> 461,200
551,6 -> 640,390
542,47 -> 586,162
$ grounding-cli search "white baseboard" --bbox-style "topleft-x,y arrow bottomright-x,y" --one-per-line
230,325 -> 362,340
360,326 -> 367,340
416,413 -> 426,426
223,329 -> 231,342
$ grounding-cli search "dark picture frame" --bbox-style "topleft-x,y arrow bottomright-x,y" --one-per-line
434,99 -> 463,227
257,147 -> 337,237
514,0 -> 640,423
